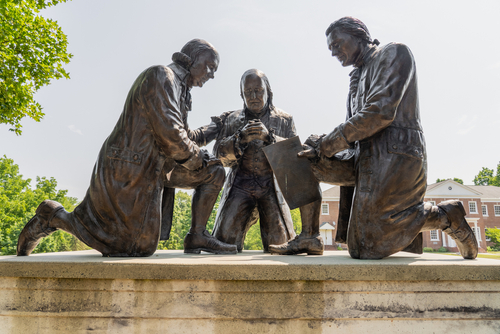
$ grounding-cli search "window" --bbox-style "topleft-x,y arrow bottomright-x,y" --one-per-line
321,204 -> 329,215
486,228 -> 491,242
469,201 -> 477,214
495,205 -> 500,216
482,205 -> 488,216
430,230 -> 439,241
429,201 -> 436,206
472,227 -> 482,241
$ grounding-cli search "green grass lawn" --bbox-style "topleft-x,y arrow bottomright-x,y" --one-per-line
441,252 -> 500,260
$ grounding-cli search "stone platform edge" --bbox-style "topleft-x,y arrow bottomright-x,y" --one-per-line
1,250 -> 499,281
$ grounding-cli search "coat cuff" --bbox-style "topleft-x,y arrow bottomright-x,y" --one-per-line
178,145 -> 204,170
319,125 -> 351,158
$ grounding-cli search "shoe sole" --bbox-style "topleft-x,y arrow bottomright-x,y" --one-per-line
269,249 -> 324,256
184,248 -> 237,255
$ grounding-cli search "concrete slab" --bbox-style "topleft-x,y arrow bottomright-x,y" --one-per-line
1,250 -> 499,281
1,251 -> 499,333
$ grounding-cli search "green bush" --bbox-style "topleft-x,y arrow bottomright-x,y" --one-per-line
437,247 -> 448,253
423,247 -> 434,252
337,245 -> 343,250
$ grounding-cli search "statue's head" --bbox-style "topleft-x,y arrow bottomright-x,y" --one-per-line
240,69 -> 273,115
173,39 -> 220,88
325,17 -> 378,67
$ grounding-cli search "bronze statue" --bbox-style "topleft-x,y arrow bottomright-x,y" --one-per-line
269,17 -> 478,260
211,69 -> 297,252
17,39 -> 237,257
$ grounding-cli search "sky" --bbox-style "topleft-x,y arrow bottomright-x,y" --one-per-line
1,0 -> 500,201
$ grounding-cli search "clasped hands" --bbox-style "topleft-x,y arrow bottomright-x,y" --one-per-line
239,120 -> 270,145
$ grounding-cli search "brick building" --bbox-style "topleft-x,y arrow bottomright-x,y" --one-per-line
319,180 -> 500,252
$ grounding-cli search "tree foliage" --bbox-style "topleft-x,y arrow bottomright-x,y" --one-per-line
485,227 -> 500,251
243,208 -> 302,251
157,191 -> 222,250
0,0 -> 72,134
0,155 -> 85,255
436,178 -> 463,184
473,163 -> 500,187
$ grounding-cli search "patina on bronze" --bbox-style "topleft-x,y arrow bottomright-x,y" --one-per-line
17,39 -> 237,257
269,17 -> 478,260
211,69 -> 297,252
262,136 -> 321,210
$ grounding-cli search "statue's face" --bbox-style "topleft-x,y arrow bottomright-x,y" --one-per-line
188,51 -> 219,87
327,29 -> 361,67
242,74 -> 268,113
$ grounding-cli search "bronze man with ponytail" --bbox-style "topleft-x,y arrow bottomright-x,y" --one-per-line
270,17 -> 478,260
17,39 -> 237,257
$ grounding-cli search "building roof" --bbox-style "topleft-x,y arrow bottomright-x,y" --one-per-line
320,222 -> 335,230
426,180 -> 500,200
322,185 -> 340,199
466,185 -> 500,199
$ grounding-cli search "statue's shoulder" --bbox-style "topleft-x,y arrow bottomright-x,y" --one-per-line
222,109 -> 244,120
271,107 -> 293,121
379,43 -> 414,61
140,65 -> 175,83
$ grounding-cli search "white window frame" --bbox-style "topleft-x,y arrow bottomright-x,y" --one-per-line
472,227 -> 482,241
482,205 -> 488,216
469,201 -> 478,214
485,228 -> 491,242
321,203 -> 329,215
494,205 -> 500,216
430,230 -> 439,241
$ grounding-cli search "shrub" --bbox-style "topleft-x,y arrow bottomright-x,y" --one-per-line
437,247 -> 448,252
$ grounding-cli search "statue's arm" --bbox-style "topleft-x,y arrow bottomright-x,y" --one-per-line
142,66 -> 203,170
213,131 -> 243,168
188,114 -> 225,147
320,44 -> 415,157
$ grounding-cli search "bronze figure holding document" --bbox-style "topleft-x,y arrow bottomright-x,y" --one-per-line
269,17 -> 478,260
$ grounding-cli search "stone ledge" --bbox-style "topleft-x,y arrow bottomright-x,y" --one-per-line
1,251 -> 500,333
1,250 -> 499,281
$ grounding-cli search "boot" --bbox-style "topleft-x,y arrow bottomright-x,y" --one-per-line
17,200 -> 63,256
184,230 -> 237,254
438,200 -> 478,259
268,234 -> 324,255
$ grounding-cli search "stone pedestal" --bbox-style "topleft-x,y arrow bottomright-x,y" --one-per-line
1,250 -> 499,333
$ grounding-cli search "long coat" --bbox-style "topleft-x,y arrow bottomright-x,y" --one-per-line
71,63 -> 202,256
322,43 -> 426,259
212,107 -> 297,240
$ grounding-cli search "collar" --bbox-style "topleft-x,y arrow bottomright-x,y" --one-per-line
354,45 -> 378,68
244,106 -> 271,120
168,62 -> 190,83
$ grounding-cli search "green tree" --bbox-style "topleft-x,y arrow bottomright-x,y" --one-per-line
1,0 -> 72,134
243,208 -> 302,251
473,163 -> 500,187
157,190 -> 224,250
157,191 -> 193,250
436,178 -> 463,184
485,227 -> 500,251
0,155 -> 85,255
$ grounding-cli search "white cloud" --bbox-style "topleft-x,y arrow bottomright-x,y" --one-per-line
68,125 -> 83,135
